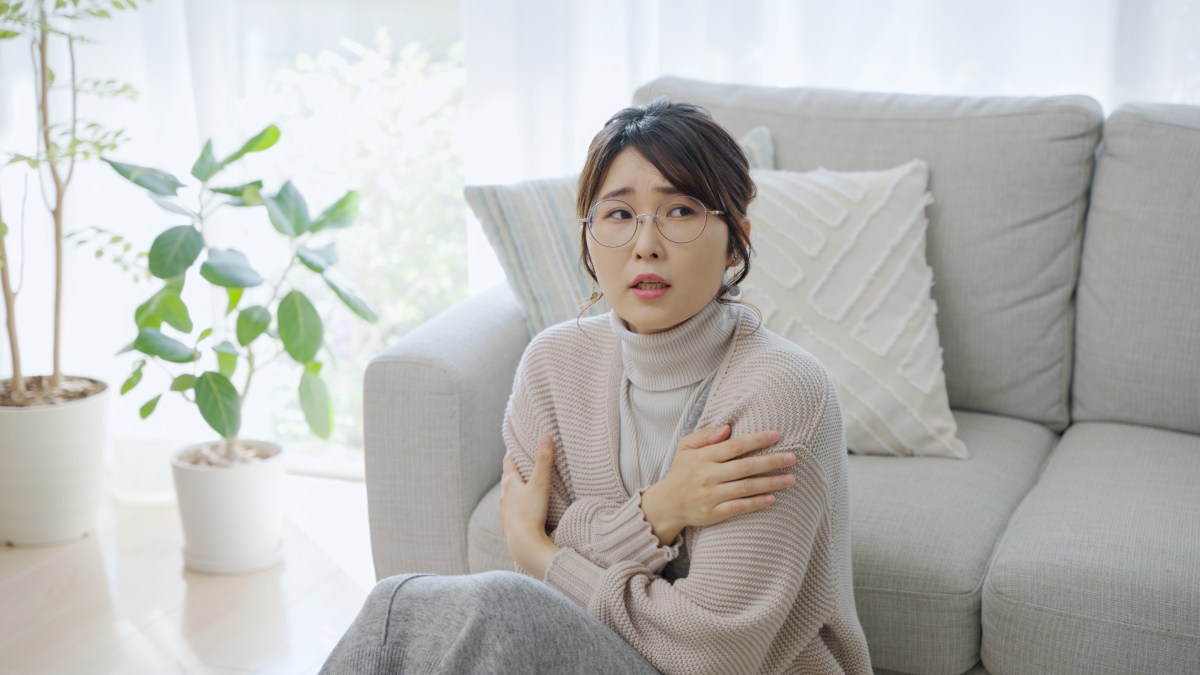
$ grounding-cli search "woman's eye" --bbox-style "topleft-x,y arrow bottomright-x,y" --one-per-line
607,209 -> 633,221
667,205 -> 695,218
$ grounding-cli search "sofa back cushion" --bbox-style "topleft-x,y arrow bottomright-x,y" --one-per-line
1072,102 -> 1200,436
635,77 -> 1102,431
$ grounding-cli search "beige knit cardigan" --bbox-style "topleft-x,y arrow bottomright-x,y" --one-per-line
503,308 -> 872,675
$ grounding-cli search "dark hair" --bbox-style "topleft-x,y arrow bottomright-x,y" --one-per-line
576,99 -> 756,304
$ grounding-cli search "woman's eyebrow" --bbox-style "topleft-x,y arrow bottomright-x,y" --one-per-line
598,185 -> 680,201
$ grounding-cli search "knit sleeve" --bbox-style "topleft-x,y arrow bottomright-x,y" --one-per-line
550,491 -> 681,573
502,348 -> 573,547
504,357 -> 678,574
543,377 -> 842,675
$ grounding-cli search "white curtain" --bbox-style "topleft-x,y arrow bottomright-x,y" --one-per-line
462,0 -> 1200,184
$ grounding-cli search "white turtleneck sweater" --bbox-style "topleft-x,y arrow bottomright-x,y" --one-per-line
612,299 -> 738,494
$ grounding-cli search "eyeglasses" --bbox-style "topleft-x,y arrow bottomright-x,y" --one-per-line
580,195 -> 725,248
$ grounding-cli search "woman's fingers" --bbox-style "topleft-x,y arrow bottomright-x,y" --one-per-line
722,450 -> 798,482
532,435 -> 555,488
679,423 -> 732,450
710,429 -> 781,462
718,472 -> 797,501
712,493 -> 777,520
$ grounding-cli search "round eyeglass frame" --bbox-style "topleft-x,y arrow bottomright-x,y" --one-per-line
579,195 -> 726,248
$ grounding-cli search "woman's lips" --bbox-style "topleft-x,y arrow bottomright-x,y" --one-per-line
631,280 -> 670,299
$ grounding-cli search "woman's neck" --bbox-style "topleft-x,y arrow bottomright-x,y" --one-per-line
611,300 -> 738,391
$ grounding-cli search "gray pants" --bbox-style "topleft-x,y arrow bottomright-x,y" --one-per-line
320,571 -> 661,674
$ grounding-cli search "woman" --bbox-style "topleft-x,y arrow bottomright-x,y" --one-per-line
322,100 -> 871,674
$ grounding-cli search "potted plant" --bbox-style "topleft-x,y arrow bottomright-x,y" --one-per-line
0,0 -> 141,546
105,124 -> 376,574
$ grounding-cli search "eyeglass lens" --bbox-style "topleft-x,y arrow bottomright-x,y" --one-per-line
587,195 -> 709,247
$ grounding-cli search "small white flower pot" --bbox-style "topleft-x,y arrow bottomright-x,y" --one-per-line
171,440 -> 285,574
0,382 -> 109,546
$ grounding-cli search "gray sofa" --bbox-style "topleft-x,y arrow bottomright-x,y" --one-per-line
363,77 -> 1200,674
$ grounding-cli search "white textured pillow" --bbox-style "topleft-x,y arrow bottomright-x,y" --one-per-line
744,161 -> 967,458
466,127 -> 775,335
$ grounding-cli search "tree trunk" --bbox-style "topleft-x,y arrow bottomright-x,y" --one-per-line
0,232 -> 24,396
38,9 -> 66,390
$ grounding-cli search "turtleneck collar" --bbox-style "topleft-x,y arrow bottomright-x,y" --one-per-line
611,300 -> 739,392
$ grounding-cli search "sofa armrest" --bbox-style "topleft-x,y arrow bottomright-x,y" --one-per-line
363,284 -> 529,578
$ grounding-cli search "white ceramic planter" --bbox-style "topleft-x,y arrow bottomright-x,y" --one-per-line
0,381 -> 109,546
171,440 -> 285,575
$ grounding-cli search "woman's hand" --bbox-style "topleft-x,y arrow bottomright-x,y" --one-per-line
640,425 -> 797,546
499,435 -> 561,579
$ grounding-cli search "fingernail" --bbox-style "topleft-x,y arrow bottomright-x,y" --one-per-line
783,474 -> 796,485
784,453 -> 797,464
769,431 -> 781,442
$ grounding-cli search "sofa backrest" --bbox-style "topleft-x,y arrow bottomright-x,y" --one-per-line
634,76 -> 1102,431
1073,102 -> 1200,436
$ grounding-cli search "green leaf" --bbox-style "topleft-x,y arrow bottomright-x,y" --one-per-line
103,158 -> 184,196
296,243 -> 337,273
298,370 -> 333,439
236,305 -> 271,346
170,374 -> 197,391
211,180 -> 263,207
309,191 -> 359,232
0,220 -> 8,237
195,371 -> 240,438
197,327 -> 213,343
323,273 -> 379,322
157,292 -> 193,333
219,125 -> 280,167
120,359 -> 146,395
263,181 -> 310,236
190,140 -> 221,182
148,225 -> 203,279
200,248 -> 263,288
213,340 -> 238,378
139,394 -> 161,419
226,287 -> 243,315
134,278 -> 186,330
277,290 -> 323,363
133,327 -> 198,363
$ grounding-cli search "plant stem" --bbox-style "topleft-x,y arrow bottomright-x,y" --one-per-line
240,346 -> 256,415
38,7 -> 69,390
0,196 -> 24,396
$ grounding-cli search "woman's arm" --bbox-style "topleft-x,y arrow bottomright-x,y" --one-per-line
542,376 -> 844,674
547,425 -> 798,569
504,351 -> 801,576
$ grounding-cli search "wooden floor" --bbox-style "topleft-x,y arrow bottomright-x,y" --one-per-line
0,475 -> 373,674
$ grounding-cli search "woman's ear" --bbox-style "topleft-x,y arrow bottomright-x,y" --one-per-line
727,218 -> 751,266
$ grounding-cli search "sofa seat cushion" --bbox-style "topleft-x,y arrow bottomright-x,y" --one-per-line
849,410 -> 1055,674
982,422 -> 1200,674
467,480 -> 514,574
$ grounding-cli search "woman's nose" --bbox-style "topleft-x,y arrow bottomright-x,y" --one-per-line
630,214 -> 664,258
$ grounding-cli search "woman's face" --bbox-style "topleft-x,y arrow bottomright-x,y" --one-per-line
586,147 -> 740,334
